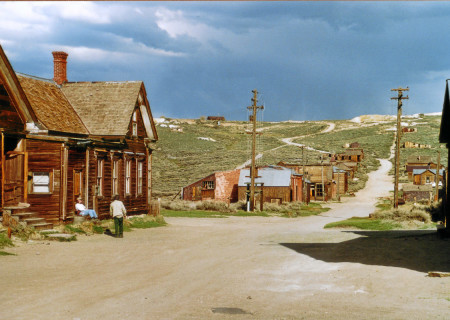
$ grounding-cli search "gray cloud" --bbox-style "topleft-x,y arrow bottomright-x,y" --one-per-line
1,1 -> 450,121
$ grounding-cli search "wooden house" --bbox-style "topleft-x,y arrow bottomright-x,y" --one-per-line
404,155 -> 443,181
0,47 -> 158,226
237,166 -> 304,204
278,162 -> 333,201
333,167 -> 348,196
402,127 -> 417,133
182,169 -> 240,202
336,148 -> 364,162
402,184 -> 433,203
207,116 -> 225,121
412,169 -> 444,186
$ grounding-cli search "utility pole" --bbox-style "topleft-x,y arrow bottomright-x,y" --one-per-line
435,151 -> 441,202
391,87 -> 409,209
301,146 -> 306,203
247,89 -> 264,211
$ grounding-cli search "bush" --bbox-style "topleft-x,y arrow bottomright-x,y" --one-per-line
0,232 -> 13,249
371,205 -> 431,223
427,201 -> 445,223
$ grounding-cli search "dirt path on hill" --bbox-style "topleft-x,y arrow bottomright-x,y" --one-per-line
1,158 -> 449,320
236,122 -> 335,169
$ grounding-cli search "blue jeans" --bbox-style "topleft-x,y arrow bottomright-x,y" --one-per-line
81,209 -> 98,219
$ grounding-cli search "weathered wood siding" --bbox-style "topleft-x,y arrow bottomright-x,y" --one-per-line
26,139 -> 63,225
183,173 -> 215,201
0,84 -> 23,132
238,186 -> 291,204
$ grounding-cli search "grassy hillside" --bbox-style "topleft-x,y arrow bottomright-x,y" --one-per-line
152,115 -> 446,199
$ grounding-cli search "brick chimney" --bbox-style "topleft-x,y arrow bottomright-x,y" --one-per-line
52,51 -> 68,85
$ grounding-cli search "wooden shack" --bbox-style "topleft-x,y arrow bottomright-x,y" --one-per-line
278,162 -> 333,201
412,169 -> 444,186
237,166 -> 304,204
207,116 -> 225,121
0,46 -> 158,226
182,169 -> 240,202
404,155 -> 442,181
336,148 -> 364,162
402,184 -> 433,202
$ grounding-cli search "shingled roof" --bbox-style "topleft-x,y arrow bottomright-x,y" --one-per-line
17,74 -> 88,135
61,81 -> 143,136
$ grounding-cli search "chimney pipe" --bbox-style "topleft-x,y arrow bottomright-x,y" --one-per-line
52,51 -> 68,85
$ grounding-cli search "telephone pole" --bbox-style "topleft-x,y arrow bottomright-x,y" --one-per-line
391,87 -> 409,208
247,89 -> 264,211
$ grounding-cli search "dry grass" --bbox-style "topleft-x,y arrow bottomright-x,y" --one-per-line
371,204 -> 432,223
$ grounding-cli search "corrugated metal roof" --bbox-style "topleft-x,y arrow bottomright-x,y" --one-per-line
412,169 -> 445,176
61,81 -> 142,136
17,74 -> 88,134
238,166 -> 293,187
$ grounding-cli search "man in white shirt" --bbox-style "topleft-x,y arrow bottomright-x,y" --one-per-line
110,195 -> 127,238
75,198 -> 98,219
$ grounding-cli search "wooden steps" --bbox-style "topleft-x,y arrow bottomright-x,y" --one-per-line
3,205 -> 53,230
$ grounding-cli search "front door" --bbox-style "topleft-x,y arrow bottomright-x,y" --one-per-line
73,169 -> 84,206
4,152 -> 25,205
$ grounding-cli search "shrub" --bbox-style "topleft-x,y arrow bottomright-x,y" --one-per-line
0,232 -> 13,249
371,205 -> 431,223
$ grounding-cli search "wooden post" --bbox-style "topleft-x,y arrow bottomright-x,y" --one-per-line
391,87 -> 409,208
1,131 -> 4,209
435,151 -> 440,202
260,183 -> 264,212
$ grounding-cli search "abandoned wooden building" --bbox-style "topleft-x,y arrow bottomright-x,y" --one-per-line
412,169 -> 444,186
0,46 -> 158,227
402,184 -> 433,203
336,148 -> 364,162
237,166 -> 305,204
182,169 -> 240,202
405,155 -> 442,181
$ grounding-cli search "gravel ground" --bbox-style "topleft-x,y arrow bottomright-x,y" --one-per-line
1,159 -> 449,320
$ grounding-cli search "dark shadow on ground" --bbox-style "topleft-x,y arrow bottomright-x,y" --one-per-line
281,230 -> 450,273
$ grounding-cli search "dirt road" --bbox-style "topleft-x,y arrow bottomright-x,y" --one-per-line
1,159 -> 449,319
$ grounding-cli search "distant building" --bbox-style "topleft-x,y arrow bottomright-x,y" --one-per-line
207,116 -> 225,121
402,184 -> 433,202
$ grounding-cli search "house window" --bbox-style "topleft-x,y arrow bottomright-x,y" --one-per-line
125,159 -> 132,195
30,172 -> 53,193
137,161 -> 143,195
426,176 -> 430,184
316,183 -> 324,197
132,110 -> 138,137
112,160 -> 119,195
202,181 -> 214,190
97,159 -> 104,196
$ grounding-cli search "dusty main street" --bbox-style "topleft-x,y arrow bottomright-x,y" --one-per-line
1,159 -> 449,320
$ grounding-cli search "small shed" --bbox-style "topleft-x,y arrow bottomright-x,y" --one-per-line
402,184 -> 433,202
336,149 -> 364,162
207,116 -> 225,121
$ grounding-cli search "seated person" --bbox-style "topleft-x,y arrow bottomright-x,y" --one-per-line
75,197 -> 98,219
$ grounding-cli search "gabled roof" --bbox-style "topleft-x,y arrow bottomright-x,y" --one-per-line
61,81 -> 143,136
0,45 -> 38,127
406,155 -> 432,164
238,166 -> 293,187
17,74 -> 88,135
412,169 -> 445,176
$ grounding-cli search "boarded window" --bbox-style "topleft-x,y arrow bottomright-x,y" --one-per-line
112,160 -> 119,195
30,172 -> 53,193
202,181 -> 214,190
97,159 -> 104,196
137,161 -> 143,195
125,159 -> 132,195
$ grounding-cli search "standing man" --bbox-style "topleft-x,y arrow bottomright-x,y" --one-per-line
110,195 -> 127,238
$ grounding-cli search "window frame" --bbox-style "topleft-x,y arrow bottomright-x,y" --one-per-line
125,159 -> 132,196
112,159 -> 119,196
137,161 -> 143,196
29,171 -> 54,194
132,110 -> 138,137
97,159 -> 104,196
